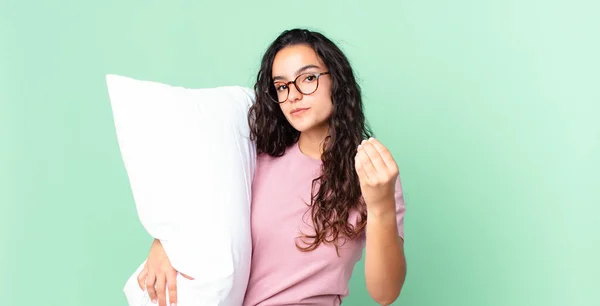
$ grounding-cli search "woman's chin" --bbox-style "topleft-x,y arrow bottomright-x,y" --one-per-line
292,122 -> 329,137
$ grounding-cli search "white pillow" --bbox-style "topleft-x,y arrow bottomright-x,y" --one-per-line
105,74 -> 256,306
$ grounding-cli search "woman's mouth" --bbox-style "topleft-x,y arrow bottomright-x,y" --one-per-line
291,107 -> 310,116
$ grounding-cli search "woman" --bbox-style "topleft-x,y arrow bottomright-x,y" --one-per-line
139,28 -> 406,306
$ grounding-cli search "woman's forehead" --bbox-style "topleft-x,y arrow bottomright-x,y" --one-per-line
272,45 -> 325,78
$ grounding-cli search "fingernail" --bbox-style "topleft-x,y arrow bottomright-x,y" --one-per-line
171,303 -> 177,306
151,299 -> 157,304
369,137 -> 375,141
361,139 -> 367,144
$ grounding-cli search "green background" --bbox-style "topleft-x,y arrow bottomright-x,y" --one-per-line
1,0 -> 598,305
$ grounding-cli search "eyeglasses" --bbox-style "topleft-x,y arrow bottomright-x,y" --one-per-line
268,72 -> 330,103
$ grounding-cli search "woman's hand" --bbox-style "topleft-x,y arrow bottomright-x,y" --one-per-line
354,138 -> 399,213
136,239 -> 193,306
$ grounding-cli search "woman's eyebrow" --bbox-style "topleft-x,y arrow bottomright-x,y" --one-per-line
273,64 -> 321,81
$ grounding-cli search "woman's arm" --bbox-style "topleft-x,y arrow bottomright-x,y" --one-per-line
355,138 -> 407,305
364,202 -> 406,305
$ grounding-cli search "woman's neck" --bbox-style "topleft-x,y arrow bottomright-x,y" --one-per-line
298,127 -> 328,161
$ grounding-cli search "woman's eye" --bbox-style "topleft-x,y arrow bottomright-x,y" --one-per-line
276,84 -> 287,91
303,75 -> 316,82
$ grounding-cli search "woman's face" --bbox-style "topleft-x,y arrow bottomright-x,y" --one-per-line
271,44 -> 334,134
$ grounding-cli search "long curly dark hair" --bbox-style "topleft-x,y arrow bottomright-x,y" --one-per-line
248,28 -> 373,253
